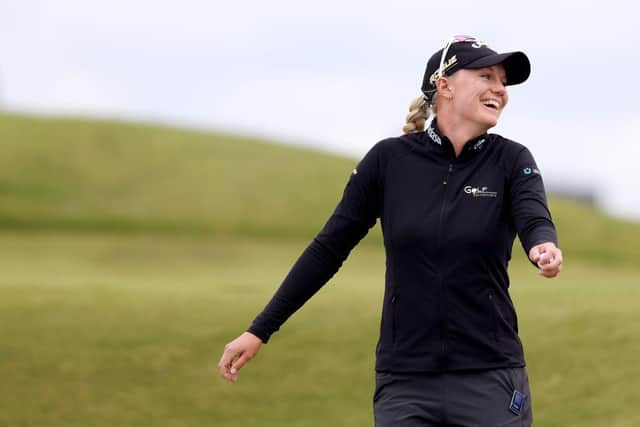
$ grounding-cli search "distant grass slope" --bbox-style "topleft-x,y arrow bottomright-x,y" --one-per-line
1,113 -> 639,267
0,113 -> 355,238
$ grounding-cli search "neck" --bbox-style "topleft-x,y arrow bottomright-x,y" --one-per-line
435,113 -> 489,157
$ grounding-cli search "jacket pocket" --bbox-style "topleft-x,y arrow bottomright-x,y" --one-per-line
373,372 -> 395,403
488,291 -> 499,341
390,293 -> 397,346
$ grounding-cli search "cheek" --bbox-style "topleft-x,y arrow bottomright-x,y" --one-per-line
457,87 -> 481,106
455,97 -> 477,116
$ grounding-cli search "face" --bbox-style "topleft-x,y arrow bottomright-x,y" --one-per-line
443,64 -> 509,130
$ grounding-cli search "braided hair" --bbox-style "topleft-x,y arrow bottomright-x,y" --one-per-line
402,93 -> 438,134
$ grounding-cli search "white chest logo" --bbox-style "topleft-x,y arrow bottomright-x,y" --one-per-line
463,186 -> 497,198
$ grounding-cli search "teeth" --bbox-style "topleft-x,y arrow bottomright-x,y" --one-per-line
482,100 -> 500,109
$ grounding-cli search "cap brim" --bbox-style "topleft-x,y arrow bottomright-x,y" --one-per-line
464,51 -> 531,86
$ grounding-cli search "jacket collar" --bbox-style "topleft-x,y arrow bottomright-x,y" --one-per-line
420,118 -> 488,160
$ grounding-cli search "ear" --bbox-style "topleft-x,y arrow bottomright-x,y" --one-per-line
435,76 -> 449,93
435,77 -> 454,100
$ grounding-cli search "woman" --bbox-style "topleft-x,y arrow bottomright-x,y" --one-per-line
218,36 -> 563,426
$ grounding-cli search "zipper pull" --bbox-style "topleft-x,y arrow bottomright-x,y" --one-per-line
443,164 -> 453,185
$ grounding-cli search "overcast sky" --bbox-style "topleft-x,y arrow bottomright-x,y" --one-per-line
1,0 -> 639,219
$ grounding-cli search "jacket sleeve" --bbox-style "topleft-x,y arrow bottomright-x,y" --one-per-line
508,147 -> 558,259
247,142 -> 383,343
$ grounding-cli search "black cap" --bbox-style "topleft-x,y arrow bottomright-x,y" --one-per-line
421,40 -> 531,97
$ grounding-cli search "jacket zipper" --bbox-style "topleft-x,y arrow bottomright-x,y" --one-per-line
437,163 -> 454,362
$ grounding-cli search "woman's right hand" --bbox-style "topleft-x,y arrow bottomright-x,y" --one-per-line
218,331 -> 263,383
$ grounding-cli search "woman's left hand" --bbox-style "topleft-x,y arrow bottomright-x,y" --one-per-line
528,242 -> 563,278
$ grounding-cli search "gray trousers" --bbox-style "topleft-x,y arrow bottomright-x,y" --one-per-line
373,368 -> 532,427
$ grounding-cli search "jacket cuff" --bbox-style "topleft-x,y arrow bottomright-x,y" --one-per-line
522,227 -> 558,267
246,326 -> 270,344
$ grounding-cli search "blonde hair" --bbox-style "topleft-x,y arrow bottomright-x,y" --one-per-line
402,93 -> 438,134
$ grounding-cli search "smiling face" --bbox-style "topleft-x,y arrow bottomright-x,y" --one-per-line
444,64 -> 509,130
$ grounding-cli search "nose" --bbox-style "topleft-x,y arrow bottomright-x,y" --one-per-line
492,80 -> 506,96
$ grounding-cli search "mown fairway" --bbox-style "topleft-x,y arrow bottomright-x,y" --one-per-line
1,232 -> 639,427
1,114 -> 639,426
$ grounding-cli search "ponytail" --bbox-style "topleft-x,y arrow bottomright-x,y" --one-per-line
402,93 -> 437,134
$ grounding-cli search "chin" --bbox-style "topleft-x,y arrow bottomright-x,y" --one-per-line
480,112 -> 500,129
475,118 -> 497,132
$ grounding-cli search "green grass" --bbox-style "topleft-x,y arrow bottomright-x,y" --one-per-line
1,113 -> 640,425
1,232 -> 638,427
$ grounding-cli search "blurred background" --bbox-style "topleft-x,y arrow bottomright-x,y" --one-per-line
1,1 -> 639,426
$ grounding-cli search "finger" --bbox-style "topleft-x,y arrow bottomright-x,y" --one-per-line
540,245 -> 561,265
540,255 -> 556,267
553,250 -> 563,267
539,259 -> 562,278
223,372 -> 238,383
529,247 -> 540,263
538,265 -> 555,277
537,254 -> 553,269
217,350 -> 232,372
231,352 -> 252,374
218,346 -> 238,378
537,253 -> 550,265
547,255 -> 562,269
540,268 -> 559,278
540,249 -> 562,269
219,361 -> 239,383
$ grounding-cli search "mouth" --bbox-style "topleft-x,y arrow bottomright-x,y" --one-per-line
481,99 -> 501,111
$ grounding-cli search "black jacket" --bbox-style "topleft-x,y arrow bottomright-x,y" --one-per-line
248,121 -> 557,373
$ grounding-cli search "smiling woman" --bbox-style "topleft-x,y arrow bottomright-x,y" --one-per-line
218,35 -> 563,427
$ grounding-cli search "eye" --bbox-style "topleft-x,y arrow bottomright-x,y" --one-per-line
480,73 -> 491,80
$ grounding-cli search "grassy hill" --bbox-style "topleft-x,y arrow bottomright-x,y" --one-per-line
1,113 -> 639,267
0,113 -> 354,238
1,113 -> 639,426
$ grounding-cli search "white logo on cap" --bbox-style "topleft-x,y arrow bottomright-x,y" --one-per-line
429,55 -> 458,85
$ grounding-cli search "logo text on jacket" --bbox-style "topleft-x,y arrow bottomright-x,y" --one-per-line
463,186 -> 497,198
